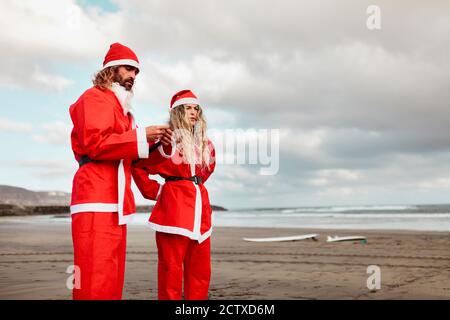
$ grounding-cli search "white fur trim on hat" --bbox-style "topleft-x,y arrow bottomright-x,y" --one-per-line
171,97 -> 199,109
103,59 -> 140,69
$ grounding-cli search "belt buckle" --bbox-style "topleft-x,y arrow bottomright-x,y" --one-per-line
193,175 -> 201,185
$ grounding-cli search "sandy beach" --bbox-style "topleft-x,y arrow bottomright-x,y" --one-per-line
0,217 -> 449,300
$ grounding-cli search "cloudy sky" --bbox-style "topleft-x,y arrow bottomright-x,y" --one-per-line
1,0 -> 449,209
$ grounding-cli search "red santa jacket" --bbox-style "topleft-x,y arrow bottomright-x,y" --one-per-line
132,141 -> 216,243
69,86 -> 159,225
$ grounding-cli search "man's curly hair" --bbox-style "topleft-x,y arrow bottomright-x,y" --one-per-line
92,66 -> 118,90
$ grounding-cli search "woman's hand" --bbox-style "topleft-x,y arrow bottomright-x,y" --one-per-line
160,128 -> 173,146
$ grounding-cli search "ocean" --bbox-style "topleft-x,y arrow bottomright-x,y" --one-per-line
210,204 -> 450,232
4,204 -> 450,232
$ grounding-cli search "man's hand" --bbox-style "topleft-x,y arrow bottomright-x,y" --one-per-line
145,124 -> 169,142
145,125 -> 172,144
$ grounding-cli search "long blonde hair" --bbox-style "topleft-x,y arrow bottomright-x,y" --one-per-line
169,104 -> 212,169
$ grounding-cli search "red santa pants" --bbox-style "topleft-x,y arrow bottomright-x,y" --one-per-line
71,212 -> 127,300
155,231 -> 211,300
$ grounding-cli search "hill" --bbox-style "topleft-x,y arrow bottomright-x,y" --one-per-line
0,185 -> 71,206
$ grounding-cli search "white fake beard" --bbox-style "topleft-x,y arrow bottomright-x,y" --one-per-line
111,82 -> 134,115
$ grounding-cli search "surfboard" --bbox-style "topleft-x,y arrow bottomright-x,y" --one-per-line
327,236 -> 367,243
242,234 -> 319,242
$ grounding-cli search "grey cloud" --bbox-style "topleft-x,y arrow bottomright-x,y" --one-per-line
122,0 -> 450,60
118,0 -> 450,146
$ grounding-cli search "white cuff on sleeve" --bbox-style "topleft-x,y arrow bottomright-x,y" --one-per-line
158,139 -> 177,159
136,127 -> 149,158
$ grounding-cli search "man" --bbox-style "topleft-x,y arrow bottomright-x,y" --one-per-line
69,42 -> 172,300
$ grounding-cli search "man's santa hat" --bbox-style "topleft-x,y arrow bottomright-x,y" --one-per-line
170,90 -> 200,111
102,42 -> 140,70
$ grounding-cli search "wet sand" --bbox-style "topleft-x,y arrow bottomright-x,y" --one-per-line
0,218 -> 449,299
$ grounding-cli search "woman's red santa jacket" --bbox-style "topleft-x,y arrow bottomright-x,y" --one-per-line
132,141 -> 216,243
69,86 -> 168,225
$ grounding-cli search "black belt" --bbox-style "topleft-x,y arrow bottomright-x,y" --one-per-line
165,175 -> 203,185
78,155 -> 96,167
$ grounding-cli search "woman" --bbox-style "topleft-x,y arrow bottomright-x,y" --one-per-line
132,89 -> 216,300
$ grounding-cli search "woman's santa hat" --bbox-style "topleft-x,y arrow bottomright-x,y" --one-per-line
170,90 -> 200,111
102,42 -> 140,70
